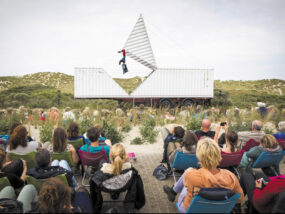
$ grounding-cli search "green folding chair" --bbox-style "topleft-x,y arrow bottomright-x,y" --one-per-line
0,176 -> 11,191
50,151 -> 74,167
26,174 -> 69,192
67,138 -> 84,151
8,151 -> 37,168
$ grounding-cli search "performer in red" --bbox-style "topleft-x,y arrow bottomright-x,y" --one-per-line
118,49 -> 128,74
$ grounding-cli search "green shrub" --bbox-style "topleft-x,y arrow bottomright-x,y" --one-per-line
102,120 -> 122,145
131,137 -> 144,145
185,117 -> 202,131
39,121 -> 53,143
0,115 -> 10,135
79,117 -> 94,135
122,122 -> 132,133
140,118 -> 158,143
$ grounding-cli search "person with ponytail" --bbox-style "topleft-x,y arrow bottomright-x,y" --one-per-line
90,143 -> 145,212
214,122 -> 239,153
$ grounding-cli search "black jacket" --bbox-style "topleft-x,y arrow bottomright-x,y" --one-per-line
90,166 -> 145,212
27,166 -> 74,187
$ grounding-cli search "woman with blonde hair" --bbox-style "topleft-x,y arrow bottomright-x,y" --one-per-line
90,143 -> 145,213
163,138 -> 244,213
240,134 -> 282,175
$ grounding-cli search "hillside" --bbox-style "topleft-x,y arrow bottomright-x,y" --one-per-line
0,72 -> 74,94
0,72 -> 284,108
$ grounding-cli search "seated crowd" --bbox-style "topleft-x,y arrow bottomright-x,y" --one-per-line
0,117 -> 284,213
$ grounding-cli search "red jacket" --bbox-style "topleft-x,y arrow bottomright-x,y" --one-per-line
120,49 -> 126,56
253,177 -> 285,213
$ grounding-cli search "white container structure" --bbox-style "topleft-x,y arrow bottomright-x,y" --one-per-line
131,68 -> 213,98
74,68 -> 129,98
74,14 -> 214,107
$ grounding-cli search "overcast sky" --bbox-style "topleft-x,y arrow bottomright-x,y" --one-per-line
0,0 -> 284,80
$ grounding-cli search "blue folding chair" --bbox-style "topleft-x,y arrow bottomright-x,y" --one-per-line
171,152 -> 199,183
177,192 -> 240,213
251,151 -> 284,176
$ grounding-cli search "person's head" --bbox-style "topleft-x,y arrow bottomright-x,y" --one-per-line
252,120 -> 262,131
9,125 -> 28,150
196,138 -> 222,170
278,121 -> 285,132
9,122 -> 22,135
65,107 -> 71,112
39,178 -> 71,213
201,119 -> 211,132
225,131 -> 238,152
182,131 -> 198,151
67,122 -> 79,139
52,127 -> 67,153
35,149 -> 51,168
109,143 -> 127,176
196,105 -> 201,113
260,134 -> 279,149
174,126 -> 185,139
87,127 -> 100,143
218,133 -> 226,146
0,148 -> 6,169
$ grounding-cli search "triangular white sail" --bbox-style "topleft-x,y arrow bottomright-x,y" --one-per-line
124,14 -> 157,71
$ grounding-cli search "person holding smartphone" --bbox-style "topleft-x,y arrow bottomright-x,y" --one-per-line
214,122 -> 239,153
240,171 -> 285,213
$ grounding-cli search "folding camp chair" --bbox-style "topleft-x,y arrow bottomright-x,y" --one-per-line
67,138 -> 85,151
218,150 -> 245,179
78,150 -> 108,187
242,139 -> 260,151
277,139 -> 285,150
0,177 -> 11,191
171,152 -> 199,183
249,151 -> 284,176
8,151 -> 37,168
26,174 -> 69,192
50,151 -> 74,167
177,191 -> 240,213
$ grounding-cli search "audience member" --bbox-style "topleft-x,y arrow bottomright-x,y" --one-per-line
67,122 -> 85,143
168,131 -> 198,166
163,138 -> 244,213
80,127 -> 111,159
240,134 -> 282,175
63,107 -> 75,124
84,124 -> 107,146
238,120 -> 265,148
240,172 -> 285,213
194,119 -> 215,139
161,126 -> 185,163
7,125 -> 40,156
27,149 -> 75,187
214,123 -> 239,153
0,148 -> 26,189
0,184 -> 38,213
48,127 -> 79,164
273,121 -> 285,141
90,143 -> 145,213
38,177 -> 92,213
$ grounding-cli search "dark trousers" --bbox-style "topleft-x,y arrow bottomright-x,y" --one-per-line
72,187 -> 93,213
240,171 -> 268,202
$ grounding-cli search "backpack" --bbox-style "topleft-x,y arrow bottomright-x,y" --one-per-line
153,164 -> 168,180
0,198 -> 23,213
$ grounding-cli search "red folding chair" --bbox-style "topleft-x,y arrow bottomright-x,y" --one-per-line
242,139 -> 260,151
277,139 -> 285,150
78,149 -> 108,186
218,150 -> 245,179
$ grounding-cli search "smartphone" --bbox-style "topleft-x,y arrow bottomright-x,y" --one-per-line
220,122 -> 227,126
